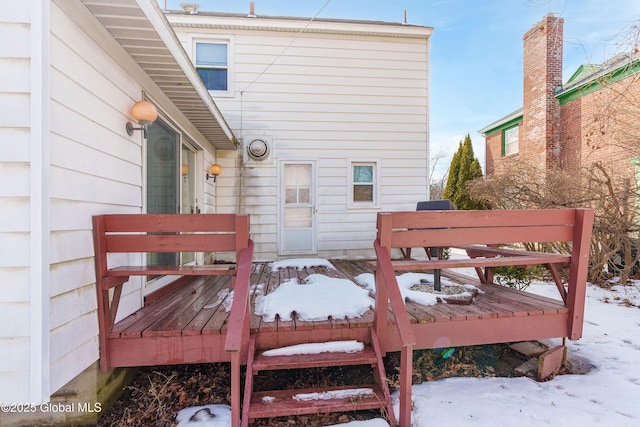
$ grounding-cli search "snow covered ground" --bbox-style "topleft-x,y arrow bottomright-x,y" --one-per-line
177,258 -> 640,427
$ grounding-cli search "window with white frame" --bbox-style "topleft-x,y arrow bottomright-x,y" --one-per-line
348,160 -> 380,208
195,41 -> 230,92
503,125 -> 519,156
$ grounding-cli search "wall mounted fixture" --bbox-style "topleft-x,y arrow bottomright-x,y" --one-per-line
126,99 -> 158,138
206,163 -> 222,182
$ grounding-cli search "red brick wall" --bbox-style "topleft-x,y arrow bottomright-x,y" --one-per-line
560,73 -> 640,183
485,123 -> 522,176
485,14 -> 638,187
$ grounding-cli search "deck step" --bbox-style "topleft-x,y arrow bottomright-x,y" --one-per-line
242,332 -> 397,426
248,384 -> 386,419
252,346 -> 378,372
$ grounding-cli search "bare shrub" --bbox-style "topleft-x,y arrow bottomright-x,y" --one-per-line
468,158 -> 639,285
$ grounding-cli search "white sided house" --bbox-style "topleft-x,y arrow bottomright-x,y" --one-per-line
167,6 -> 432,260
0,1 -> 431,425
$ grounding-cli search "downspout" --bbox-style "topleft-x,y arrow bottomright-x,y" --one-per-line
30,0 -> 51,403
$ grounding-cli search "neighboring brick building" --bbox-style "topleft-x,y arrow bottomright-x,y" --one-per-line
480,13 -> 640,183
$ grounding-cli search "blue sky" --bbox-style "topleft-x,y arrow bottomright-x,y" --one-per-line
158,0 -> 640,179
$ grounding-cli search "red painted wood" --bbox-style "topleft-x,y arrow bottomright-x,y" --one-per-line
387,208 -> 577,229
398,346 -> 413,427
102,213 -> 239,233
248,384 -> 386,419
567,208 -> 594,339
392,225 -> 574,248
107,334 -> 230,367
224,241 -> 254,352
252,347 -> 377,372
241,337 -> 256,427
388,254 -> 570,271
230,351 -> 241,427
182,276 -> 233,336
109,264 -> 235,276
143,278 -> 220,337
223,240 -> 254,427
92,213 -> 253,372
104,262 -> 571,344
371,329 -> 398,426
374,208 -> 593,427
105,233 -> 238,254
374,242 -> 416,347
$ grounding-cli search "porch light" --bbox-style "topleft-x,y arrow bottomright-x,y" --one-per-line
126,99 -> 158,138
206,163 -> 222,182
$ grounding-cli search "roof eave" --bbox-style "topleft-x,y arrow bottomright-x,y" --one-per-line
77,0 -> 237,150
478,108 -> 523,136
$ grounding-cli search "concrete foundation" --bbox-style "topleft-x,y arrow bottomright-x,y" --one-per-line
0,362 -> 136,427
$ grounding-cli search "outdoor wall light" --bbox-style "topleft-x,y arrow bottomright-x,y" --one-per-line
126,99 -> 158,138
206,163 -> 222,182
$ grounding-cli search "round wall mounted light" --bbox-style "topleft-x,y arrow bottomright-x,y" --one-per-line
126,99 -> 158,137
206,163 -> 222,182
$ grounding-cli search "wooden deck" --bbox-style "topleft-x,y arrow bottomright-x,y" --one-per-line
105,259 -> 568,368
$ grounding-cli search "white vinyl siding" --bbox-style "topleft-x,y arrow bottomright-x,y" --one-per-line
172,19 -> 430,259
48,4 -> 146,395
0,0 -> 38,404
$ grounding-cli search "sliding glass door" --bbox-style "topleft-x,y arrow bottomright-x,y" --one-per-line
146,120 -> 198,266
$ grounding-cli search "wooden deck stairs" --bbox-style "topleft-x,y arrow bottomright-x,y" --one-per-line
241,329 -> 397,426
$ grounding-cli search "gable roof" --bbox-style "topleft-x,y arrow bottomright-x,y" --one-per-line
72,0 -> 237,150
479,51 -> 640,134
556,52 -> 640,104
565,64 -> 602,86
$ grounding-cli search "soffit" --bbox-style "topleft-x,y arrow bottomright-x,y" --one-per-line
80,0 -> 237,150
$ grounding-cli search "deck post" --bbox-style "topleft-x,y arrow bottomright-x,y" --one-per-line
566,208 -> 594,339
230,351 -> 241,427
399,344 -> 413,427
374,260 -> 389,353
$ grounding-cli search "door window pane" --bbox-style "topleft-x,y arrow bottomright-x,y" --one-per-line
147,123 -> 178,215
146,122 -> 179,267
285,164 -> 311,204
181,146 -> 196,265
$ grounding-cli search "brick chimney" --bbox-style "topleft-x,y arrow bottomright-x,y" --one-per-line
522,13 -> 563,169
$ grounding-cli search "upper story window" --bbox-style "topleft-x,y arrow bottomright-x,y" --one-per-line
348,160 -> 380,208
195,41 -> 230,93
503,125 -> 519,156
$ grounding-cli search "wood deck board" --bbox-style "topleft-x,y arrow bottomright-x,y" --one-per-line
142,277 -> 224,337
248,263 -> 269,332
107,261 -> 570,347
181,275 -> 233,336
111,277 -> 208,338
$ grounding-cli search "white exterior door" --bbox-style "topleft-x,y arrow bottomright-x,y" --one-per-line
279,161 -> 316,255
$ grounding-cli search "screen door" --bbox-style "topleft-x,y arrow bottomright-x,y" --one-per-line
280,162 -> 316,254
